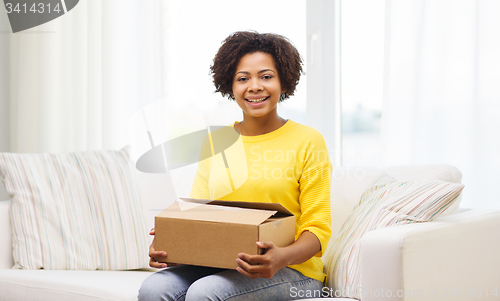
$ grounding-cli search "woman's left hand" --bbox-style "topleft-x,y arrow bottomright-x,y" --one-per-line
236,241 -> 289,279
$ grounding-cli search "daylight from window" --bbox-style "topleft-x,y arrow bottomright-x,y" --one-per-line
340,0 -> 385,167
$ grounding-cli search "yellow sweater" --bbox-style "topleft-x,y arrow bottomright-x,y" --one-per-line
189,120 -> 332,282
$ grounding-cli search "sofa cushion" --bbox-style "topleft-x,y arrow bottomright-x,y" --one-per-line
330,164 -> 463,238
0,146 -> 150,270
0,269 -> 154,301
323,173 -> 464,299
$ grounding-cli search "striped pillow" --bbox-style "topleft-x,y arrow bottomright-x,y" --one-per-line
0,146 -> 150,270
323,173 -> 464,299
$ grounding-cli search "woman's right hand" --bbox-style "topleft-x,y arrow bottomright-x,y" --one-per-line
148,228 -> 179,268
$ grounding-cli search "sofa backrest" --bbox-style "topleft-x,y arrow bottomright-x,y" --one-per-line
329,164 -> 462,238
133,163 -> 463,239
0,164 -> 462,269
133,165 -> 196,230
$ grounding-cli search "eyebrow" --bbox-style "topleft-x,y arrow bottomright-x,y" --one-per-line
236,69 -> 276,75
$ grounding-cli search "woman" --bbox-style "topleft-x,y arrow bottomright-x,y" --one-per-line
139,31 -> 332,301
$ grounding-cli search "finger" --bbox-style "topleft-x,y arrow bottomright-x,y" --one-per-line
236,266 -> 261,279
238,253 -> 268,265
150,228 -> 155,235
149,250 -> 167,257
149,258 -> 167,269
149,242 -> 166,257
236,257 -> 266,274
149,247 -> 167,257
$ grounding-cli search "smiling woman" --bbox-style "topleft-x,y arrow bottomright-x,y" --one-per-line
210,32 -> 303,103
211,31 -> 304,136
138,31 -> 332,301
232,52 -> 283,121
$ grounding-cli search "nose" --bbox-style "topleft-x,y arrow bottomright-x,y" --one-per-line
248,78 -> 263,92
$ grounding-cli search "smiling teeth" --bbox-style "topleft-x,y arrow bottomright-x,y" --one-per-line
247,97 -> 267,103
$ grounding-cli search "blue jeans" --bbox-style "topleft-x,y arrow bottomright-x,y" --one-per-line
137,265 -> 323,301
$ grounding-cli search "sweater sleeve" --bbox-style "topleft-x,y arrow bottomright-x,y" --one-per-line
296,136 -> 332,257
189,160 -> 209,199
189,136 -> 212,199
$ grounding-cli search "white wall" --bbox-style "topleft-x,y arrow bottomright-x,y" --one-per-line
0,6 -> 10,154
0,5 -> 10,202
163,0 -> 307,128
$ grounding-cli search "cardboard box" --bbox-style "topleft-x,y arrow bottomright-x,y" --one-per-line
154,198 -> 296,269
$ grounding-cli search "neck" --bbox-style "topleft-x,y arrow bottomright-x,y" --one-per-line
236,113 -> 287,136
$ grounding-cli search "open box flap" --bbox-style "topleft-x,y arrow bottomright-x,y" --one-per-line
180,197 -> 294,217
157,201 -> 277,225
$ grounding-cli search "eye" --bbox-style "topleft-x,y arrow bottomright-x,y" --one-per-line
236,77 -> 248,82
262,74 -> 273,80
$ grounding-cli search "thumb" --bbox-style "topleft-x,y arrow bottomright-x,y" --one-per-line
256,241 -> 275,249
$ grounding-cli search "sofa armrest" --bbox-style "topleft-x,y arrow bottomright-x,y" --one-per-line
359,210 -> 500,301
0,201 -> 13,269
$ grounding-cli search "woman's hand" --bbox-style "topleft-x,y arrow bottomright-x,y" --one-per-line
148,228 -> 179,269
236,241 -> 289,279
236,231 -> 321,279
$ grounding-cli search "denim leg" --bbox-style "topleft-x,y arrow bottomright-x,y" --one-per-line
185,267 -> 323,301
138,265 -> 226,301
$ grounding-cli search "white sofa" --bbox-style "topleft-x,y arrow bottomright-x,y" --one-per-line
1,164 -> 499,301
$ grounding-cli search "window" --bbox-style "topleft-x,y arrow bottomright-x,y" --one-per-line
340,0 -> 385,167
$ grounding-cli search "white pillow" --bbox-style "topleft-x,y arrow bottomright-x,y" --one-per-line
0,146 -> 150,270
323,173 -> 464,299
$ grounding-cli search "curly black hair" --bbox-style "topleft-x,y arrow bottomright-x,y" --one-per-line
211,31 -> 304,102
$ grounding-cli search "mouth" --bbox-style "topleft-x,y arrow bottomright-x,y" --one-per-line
245,96 -> 269,103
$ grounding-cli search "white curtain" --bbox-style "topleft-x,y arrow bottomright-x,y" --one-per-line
3,0 -> 165,154
380,0 -> 500,209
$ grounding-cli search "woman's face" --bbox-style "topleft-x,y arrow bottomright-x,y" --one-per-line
232,52 -> 284,120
